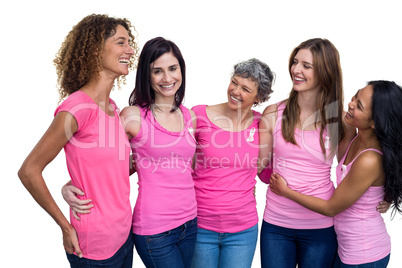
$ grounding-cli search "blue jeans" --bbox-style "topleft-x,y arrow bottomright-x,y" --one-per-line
66,232 -> 134,268
333,253 -> 390,268
191,224 -> 258,268
134,217 -> 197,268
260,221 -> 337,268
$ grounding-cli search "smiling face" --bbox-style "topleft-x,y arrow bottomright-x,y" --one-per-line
150,51 -> 182,101
345,85 -> 374,130
290,48 -> 320,94
227,75 -> 259,111
101,25 -> 134,78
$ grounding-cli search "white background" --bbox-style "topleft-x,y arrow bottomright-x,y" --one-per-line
1,0 -> 401,267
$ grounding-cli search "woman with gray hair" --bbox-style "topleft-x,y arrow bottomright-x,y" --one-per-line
191,58 -> 274,268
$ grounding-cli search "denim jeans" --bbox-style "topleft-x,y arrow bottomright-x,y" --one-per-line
333,253 -> 390,268
66,232 -> 134,268
134,217 -> 197,268
260,221 -> 337,268
191,223 -> 258,268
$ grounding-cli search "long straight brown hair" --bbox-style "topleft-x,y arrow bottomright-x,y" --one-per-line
282,38 -> 344,158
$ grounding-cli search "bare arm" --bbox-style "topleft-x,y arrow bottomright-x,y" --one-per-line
18,111 -> 83,257
188,109 -> 197,170
61,180 -> 93,221
120,105 -> 141,140
258,104 -> 276,180
270,151 -> 383,217
120,106 -> 141,175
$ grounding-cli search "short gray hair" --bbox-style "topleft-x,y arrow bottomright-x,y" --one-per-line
232,58 -> 275,105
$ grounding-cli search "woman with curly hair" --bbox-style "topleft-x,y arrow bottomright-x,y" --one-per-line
270,80 -> 402,267
18,14 -> 139,267
63,36 -> 198,267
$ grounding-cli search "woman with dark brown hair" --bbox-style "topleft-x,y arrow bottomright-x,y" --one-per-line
270,80 -> 402,267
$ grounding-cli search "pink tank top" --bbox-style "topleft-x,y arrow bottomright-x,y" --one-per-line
335,134 -> 391,265
131,105 -> 197,235
192,105 -> 259,232
263,102 -> 335,229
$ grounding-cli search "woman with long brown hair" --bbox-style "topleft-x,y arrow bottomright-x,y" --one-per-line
258,38 -> 347,267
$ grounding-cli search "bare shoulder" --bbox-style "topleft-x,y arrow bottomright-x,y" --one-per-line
350,150 -> 384,184
120,105 -> 141,139
262,102 -> 278,116
187,107 -> 196,118
260,102 -> 278,131
354,149 -> 383,168
206,103 -> 225,114
186,107 -> 197,129
120,105 -> 140,118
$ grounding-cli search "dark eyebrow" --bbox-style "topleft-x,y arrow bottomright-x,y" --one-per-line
114,36 -> 127,42
355,90 -> 365,109
151,64 -> 179,71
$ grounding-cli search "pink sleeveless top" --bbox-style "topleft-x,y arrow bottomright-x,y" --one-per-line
192,105 -> 259,232
263,102 -> 335,229
131,105 -> 197,235
335,134 -> 390,265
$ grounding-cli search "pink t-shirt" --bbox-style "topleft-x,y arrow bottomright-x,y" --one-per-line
55,91 -> 132,260
131,105 -> 197,235
335,135 -> 391,265
192,105 -> 259,233
263,102 -> 335,229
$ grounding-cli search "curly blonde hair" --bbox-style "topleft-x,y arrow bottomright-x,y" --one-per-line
53,14 -> 139,102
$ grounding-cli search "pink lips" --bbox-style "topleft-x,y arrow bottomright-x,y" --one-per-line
293,76 -> 305,84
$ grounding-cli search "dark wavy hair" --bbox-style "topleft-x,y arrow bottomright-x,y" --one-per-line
369,80 -> 402,215
128,37 -> 186,113
283,38 -> 344,157
54,14 -> 139,102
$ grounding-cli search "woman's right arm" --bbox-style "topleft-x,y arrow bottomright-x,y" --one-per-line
120,105 -> 141,140
257,104 -> 277,180
188,108 -> 197,170
18,111 -> 83,257
61,180 -> 93,221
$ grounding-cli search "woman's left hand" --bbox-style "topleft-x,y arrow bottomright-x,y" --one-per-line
377,201 -> 391,213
